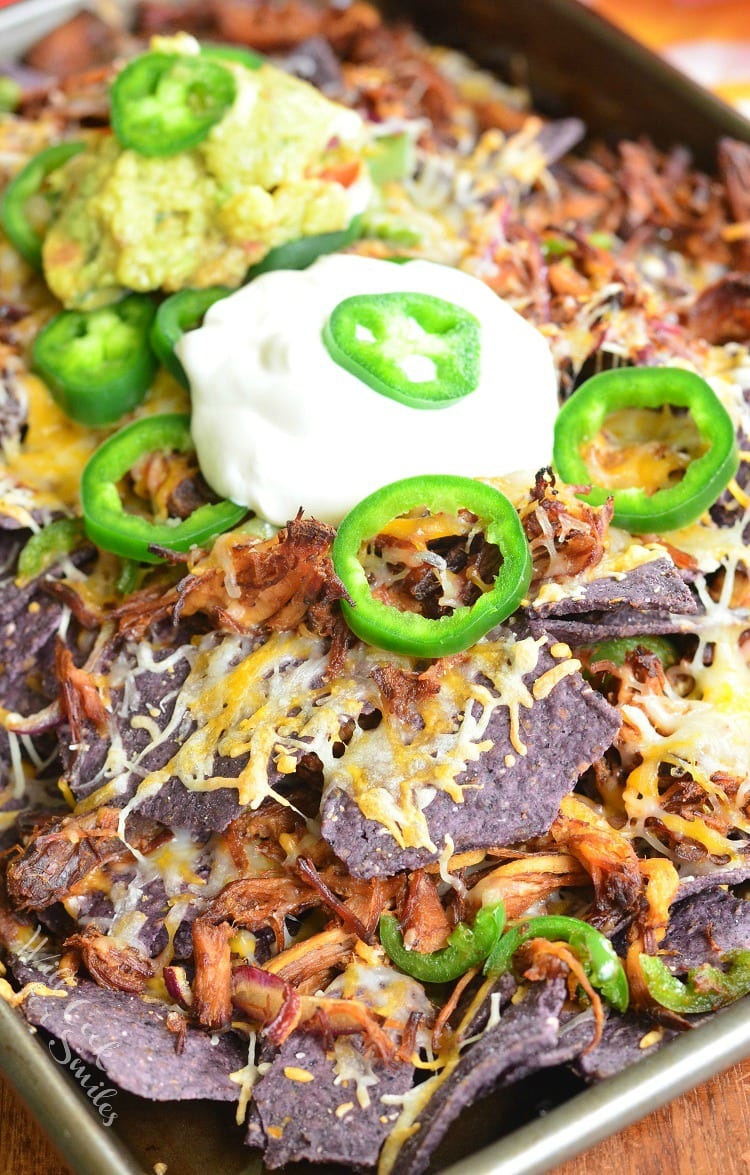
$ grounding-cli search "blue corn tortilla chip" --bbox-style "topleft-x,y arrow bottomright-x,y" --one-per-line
16,965 -> 247,1101
0,560 -> 65,714
528,558 -> 698,644
322,654 -> 619,877
0,546 -> 89,846
63,632 -> 244,833
677,866 -> 750,899
389,977 -> 571,1175
661,889 -> 750,973
572,1010 -> 677,1082
248,1033 -> 414,1169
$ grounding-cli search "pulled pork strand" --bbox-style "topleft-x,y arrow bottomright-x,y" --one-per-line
7,808 -> 131,909
175,513 -> 349,634
62,925 -> 154,994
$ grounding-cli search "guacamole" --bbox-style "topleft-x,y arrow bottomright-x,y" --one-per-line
42,43 -> 368,309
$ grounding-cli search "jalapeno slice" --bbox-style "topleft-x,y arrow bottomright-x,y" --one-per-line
640,950 -> 750,1014
0,141 -> 85,269
332,475 -> 532,658
323,291 -> 481,409
484,914 -> 629,1012
201,43 -> 263,71
246,215 -> 363,280
17,518 -> 87,582
552,366 -> 739,533
80,414 -> 247,562
32,294 -> 158,427
380,904 -> 506,984
110,52 -> 237,157
151,286 -> 232,388
589,635 -> 678,669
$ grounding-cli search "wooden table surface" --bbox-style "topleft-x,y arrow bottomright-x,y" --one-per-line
3,1058 -> 750,1175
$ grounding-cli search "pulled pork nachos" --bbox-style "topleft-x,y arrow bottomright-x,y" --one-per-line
1,3 -> 750,1171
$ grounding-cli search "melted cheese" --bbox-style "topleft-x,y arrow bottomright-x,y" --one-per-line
100,627 -> 554,854
620,562 -> 750,863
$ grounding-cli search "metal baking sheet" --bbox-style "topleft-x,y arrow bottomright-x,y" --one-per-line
0,2 -> 749,1173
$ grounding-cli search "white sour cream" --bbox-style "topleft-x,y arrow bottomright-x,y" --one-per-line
178,255 -> 559,524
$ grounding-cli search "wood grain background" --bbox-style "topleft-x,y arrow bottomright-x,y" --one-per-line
3,1059 -> 750,1175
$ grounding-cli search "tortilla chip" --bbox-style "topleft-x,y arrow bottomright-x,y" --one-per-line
662,889 -> 750,973
248,1033 -> 413,1169
390,977 -> 570,1175
573,1010 -> 677,1082
17,965 -> 247,1101
322,659 -> 619,877
528,558 -> 698,644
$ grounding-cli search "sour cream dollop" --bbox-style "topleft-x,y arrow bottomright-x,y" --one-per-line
178,255 -> 559,525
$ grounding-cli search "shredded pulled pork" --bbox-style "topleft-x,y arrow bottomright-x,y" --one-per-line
55,639 -> 108,741
686,273 -> 750,344
467,853 -> 590,919
204,875 -> 321,950
129,449 -> 218,522
370,662 -> 445,727
7,808 -> 132,909
63,924 -> 154,993
550,796 -> 642,928
191,918 -> 233,1029
6,809 -> 167,909
399,870 -> 452,953
625,858 -> 680,1011
176,513 -> 349,634
520,469 -> 612,583
263,926 -> 357,994
231,963 -> 394,1057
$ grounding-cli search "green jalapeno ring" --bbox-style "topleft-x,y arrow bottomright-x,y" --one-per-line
110,52 -> 237,157
588,635 -> 678,669
246,215 -> 363,280
0,141 -> 85,270
379,903 -> 506,984
552,367 -> 739,533
17,518 -> 87,582
323,291 -> 481,409
80,414 -> 247,563
201,43 -> 264,71
639,949 -> 750,1014
32,294 -> 158,427
484,913 -> 629,1012
151,286 -> 232,388
332,475 -> 532,659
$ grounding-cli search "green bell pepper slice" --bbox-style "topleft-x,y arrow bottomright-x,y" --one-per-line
589,635 -> 678,669
380,903 -> 506,983
151,286 -> 232,388
17,518 -> 87,582
552,366 -> 739,533
323,290 -> 481,409
0,140 -> 85,269
110,52 -> 237,157
332,475 -> 532,658
32,294 -> 158,427
80,414 -> 247,563
484,914 -> 629,1012
246,215 -> 362,280
640,950 -> 750,1014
